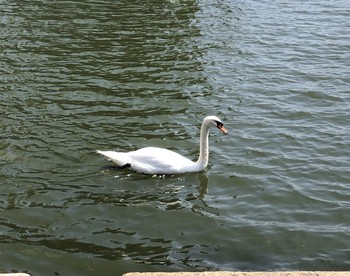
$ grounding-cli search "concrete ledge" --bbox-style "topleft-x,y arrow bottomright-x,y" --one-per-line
0,274 -> 30,276
123,272 -> 350,276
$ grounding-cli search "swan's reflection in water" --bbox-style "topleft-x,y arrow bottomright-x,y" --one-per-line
78,168 -> 221,222
197,172 -> 209,199
97,166 -> 213,212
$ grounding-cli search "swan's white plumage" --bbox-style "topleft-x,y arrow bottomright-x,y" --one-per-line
97,116 -> 227,175
97,147 -> 198,174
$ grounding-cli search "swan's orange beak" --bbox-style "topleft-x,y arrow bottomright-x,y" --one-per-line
218,125 -> 228,135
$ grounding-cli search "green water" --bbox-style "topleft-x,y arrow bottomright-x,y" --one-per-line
1,0 -> 349,275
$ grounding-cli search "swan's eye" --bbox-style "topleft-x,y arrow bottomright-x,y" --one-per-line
215,121 -> 223,128
215,121 -> 228,134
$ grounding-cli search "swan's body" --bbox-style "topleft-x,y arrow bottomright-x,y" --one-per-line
97,116 -> 227,174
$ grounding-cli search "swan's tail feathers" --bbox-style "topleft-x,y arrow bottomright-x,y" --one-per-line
96,150 -> 131,167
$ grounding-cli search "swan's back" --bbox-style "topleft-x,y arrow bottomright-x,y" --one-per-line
97,147 -> 199,174
129,147 -> 197,174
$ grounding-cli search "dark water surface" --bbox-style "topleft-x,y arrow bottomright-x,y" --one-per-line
1,0 -> 349,275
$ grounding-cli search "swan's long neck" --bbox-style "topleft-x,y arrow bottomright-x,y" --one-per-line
195,121 -> 210,169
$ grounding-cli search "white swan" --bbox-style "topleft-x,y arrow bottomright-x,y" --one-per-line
97,116 -> 227,175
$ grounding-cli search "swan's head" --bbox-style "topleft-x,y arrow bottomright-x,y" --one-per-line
204,116 -> 228,135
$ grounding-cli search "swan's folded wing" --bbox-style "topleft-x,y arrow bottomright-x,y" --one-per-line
129,147 -> 195,174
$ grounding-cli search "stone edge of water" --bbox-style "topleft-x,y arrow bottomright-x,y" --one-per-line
0,274 -> 31,276
2,272 -> 349,276
123,272 -> 350,276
